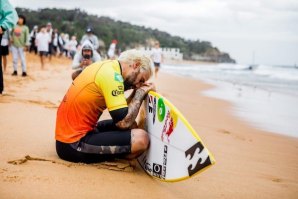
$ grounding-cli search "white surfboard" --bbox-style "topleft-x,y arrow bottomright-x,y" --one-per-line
137,91 -> 215,182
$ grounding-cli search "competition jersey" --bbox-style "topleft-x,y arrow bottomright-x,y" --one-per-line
55,60 -> 127,143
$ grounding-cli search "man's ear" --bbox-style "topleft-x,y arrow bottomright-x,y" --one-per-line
133,60 -> 141,69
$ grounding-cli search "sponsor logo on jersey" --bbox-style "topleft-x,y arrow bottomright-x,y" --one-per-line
111,89 -> 124,96
114,73 -> 123,82
185,142 -> 211,176
118,85 -> 124,91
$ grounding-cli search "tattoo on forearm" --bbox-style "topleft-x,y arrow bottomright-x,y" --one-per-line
117,88 -> 146,129
126,89 -> 136,104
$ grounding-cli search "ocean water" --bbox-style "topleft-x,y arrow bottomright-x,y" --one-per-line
161,63 -> 298,138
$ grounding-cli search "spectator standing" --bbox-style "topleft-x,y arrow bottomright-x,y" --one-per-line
52,28 -> 64,56
46,22 -> 53,60
107,39 -> 118,59
57,32 -> 64,57
29,25 -> 38,54
68,35 -> 78,59
80,27 -> 99,50
35,27 -> 50,69
0,0 -> 18,94
11,14 -> 29,77
1,29 -> 10,72
62,33 -> 69,57
151,41 -> 163,78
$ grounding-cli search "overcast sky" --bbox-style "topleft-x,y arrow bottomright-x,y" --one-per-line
10,0 -> 298,65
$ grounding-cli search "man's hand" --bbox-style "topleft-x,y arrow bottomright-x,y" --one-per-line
139,82 -> 156,93
0,27 -> 3,35
80,59 -> 92,68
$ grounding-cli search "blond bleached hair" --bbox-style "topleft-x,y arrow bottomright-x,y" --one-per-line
118,49 -> 154,79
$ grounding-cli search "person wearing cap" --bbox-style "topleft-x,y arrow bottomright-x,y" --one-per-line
29,25 -> 38,54
80,27 -> 99,51
0,0 -> 18,94
55,49 -> 155,163
71,40 -> 101,80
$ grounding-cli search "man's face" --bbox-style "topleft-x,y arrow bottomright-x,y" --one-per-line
124,66 -> 150,90
82,50 -> 92,59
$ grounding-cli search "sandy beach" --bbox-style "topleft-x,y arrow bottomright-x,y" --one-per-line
0,53 -> 297,198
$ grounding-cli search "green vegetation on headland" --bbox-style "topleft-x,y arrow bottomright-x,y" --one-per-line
16,7 -> 236,63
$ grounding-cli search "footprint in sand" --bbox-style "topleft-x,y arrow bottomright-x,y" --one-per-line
218,129 -> 249,141
272,178 -> 282,183
7,155 -> 135,172
3,175 -> 21,183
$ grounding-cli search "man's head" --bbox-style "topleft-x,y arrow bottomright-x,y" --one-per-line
46,22 -> 52,30
86,27 -> 93,35
81,40 -> 94,59
118,49 -> 154,90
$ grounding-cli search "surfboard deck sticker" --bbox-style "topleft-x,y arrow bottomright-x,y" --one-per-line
137,91 -> 215,182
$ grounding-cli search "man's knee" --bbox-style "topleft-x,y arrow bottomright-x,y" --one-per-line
72,70 -> 81,80
131,129 -> 149,153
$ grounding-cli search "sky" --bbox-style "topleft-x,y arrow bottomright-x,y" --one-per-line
10,0 -> 298,66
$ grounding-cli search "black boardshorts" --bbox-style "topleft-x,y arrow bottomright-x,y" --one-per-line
154,62 -> 160,67
56,120 -> 131,163
0,45 -> 9,56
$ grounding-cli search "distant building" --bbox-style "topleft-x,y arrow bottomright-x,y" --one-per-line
139,46 -> 183,61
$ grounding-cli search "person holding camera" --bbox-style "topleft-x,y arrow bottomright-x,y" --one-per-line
71,40 -> 101,80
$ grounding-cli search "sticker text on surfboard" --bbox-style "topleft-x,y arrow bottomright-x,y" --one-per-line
141,145 -> 168,179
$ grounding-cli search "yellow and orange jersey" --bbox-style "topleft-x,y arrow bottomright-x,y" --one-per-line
55,60 -> 127,143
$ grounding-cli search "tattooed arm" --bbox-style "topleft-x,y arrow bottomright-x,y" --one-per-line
126,89 -> 136,105
116,84 -> 154,129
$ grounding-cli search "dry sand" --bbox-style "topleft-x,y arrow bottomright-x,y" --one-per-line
0,53 -> 297,198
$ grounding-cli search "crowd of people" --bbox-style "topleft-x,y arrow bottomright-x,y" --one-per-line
1,11 -> 164,80
1,15 -> 121,75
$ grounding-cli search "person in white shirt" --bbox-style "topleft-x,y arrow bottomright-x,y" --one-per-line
151,41 -> 163,77
35,27 -> 50,69
107,39 -> 117,59
68,35 -> 78,59
62,33 -> 69,57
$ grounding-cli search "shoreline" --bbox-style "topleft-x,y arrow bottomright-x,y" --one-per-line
163,59 -> 217,66
159,62 -> 298,139
0,53 -> 297,198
